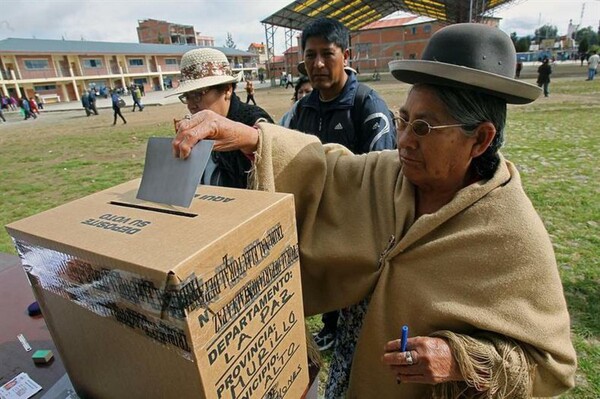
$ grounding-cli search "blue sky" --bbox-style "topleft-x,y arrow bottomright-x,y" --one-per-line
0,0 -> 597,53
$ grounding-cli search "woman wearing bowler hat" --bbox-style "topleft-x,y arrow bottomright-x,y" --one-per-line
172,24 -> 576,397
167,48 -> 273,188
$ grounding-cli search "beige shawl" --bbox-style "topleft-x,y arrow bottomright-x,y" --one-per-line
250,123 -> 576,398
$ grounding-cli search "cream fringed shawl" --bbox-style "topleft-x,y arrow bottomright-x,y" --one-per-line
250,122 -> 576,398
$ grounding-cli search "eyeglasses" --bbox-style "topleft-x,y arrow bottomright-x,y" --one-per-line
393,115 -> 465,137
178,88 -> 210,104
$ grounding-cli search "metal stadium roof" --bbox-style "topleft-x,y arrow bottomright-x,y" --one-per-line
261,0 -> 520,31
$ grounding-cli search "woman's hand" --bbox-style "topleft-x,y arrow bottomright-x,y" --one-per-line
381,336 -> 463,384
172,109 -> 259,159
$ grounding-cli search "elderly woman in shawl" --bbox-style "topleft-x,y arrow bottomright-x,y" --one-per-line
172,24 -> 576,398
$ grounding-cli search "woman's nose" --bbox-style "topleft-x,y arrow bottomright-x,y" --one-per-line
396,124 -> 416,149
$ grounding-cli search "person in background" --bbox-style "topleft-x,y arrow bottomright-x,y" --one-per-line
245,78 -> 256,105
1,95 -> 9,111
81,90 -> 92,117
110,89 -> 127,125
515,61 -> 523,78
586,50 -> 599,81
0,104 -> 5,123
131,85 -> 144,112
280,71 -> 287,87
20,96 -> 36,120
279,75 -> 312,127
88,88 -> 98,115
171,23 -> 577,398
28,97 -> 40,115
537,57 -> 552,97
165,47 -> 272,188
34,92 -> 44,110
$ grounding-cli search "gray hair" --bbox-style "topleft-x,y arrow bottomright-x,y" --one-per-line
425,84 -> 507,179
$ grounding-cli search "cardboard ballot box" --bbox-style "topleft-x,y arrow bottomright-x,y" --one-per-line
5,179 -> 308,399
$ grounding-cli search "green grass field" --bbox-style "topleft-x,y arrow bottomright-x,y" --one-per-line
0,77 -> 598,396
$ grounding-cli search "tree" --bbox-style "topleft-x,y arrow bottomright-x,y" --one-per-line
225,32 -> 236,49
534,24 -> 558,42
510,32 -> 518,46
578,37 -> 589,54
515,36 -> 531,53
576,26 -> 599,47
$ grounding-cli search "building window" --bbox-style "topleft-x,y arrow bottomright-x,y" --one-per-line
411,27 -> 417,35
129,58 -> 144,66
24,59 -> 49,69
83,59 -> 103,68
133,78 -> 148,85
34,85 -> 57,92
424,25 -> 432,33
165,58 -> 178,65
394,51 -> 402,60
409,53 -> 417,60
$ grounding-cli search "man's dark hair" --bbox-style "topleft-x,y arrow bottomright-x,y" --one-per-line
301,17 -> 349,51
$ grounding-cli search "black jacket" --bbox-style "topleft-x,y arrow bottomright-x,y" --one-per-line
204,92 -> 273,188
289,72 -> 395,154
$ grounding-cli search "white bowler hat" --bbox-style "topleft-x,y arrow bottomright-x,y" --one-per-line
165,48 -> 242,98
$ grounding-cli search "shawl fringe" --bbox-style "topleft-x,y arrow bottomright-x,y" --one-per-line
430,331 -> 536,399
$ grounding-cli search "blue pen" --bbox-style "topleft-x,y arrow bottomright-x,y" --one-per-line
400,325 -> 408,352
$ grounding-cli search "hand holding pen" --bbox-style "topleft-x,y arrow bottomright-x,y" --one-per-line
395,325 -> 411,363
382,325 -> 464,385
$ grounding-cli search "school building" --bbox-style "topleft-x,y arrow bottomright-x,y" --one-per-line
349,16 -> 500,72
0,38 -> 257,103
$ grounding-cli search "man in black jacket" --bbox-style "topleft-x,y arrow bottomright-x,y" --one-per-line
290,18 -> 395,154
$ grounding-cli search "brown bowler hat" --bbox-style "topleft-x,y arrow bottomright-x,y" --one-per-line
389,23 -> 541,104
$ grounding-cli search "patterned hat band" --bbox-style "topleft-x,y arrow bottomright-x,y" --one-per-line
180,61 -> 233,82
164,48 -> 242,98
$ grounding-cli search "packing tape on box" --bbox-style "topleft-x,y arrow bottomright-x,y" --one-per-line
11,222 -> 300,362
14,239 -> 195,360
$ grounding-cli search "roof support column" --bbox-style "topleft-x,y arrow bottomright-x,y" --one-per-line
0,67 -> 7,96
284,27 -> 294,75
10,70 -> 20,98
264,23 -> 277,87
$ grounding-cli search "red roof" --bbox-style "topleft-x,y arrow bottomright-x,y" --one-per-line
284,46 -> 299,54
361,16 -> 417,30
270,55 -> 284,63
249,42 -> 265,48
